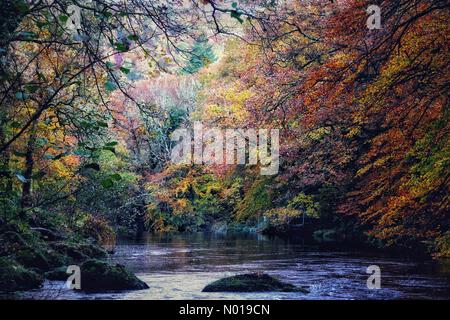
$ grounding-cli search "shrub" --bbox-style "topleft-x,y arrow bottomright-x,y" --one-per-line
235,177 -> 272,222
433,231 -> 450,258
262,207 -> 302,234
80,215 -> 116,249
0,257 -> 43,292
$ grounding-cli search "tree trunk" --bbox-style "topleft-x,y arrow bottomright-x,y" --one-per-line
21,122 -> 37,211
0,120 -> 13,194
134,169 -> 147,240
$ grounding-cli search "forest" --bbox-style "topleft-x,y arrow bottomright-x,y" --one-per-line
0,0 -> 448,296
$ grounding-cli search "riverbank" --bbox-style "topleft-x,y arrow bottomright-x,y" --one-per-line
210,220 -> 447,260
0,216 -> 146,294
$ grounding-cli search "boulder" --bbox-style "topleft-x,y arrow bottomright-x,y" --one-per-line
0,257 -> 43,292
15,248 -> 50,271
50,242 -> 107,263
45,266 -> 69,281
78,259 -> 149,292
202,273 -> 309,293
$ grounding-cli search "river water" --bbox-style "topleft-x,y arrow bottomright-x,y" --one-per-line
22,232 -> 450,300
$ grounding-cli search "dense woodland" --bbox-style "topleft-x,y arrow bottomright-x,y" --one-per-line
0,0 -> 449,292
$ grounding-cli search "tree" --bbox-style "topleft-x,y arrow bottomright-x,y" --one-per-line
183,35 -> 217,74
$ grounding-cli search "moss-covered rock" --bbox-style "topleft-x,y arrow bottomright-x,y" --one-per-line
78,259 -> 149,292
45,266 -> 69,281
202,273 -> 309,293
14,248 -> 50,271
50,242 -> 107,263
14,247 -> 67,271
79,243 -> 108,259
44,248 -> 69,269
0,257 -> 43,292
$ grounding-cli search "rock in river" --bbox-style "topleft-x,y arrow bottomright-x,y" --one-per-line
202,273 -> 309,293
78,259 -> 149,292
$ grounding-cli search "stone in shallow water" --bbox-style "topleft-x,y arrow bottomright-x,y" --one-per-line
77,259 -> 149,293
202,273 -> 309,293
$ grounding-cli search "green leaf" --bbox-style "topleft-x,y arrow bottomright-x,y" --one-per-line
74,149 -> 89,157
102,146 -> 116,154
115,42 -> 128,52
105,141 -> 118,147
105,81 -> 116,91
84,163 -> 100,171
36,20 -> 49,29
101,178 -> 114,188
230,11 -> 244,24
80,120 -> 91,128
105,61 -> 114,68
110,173 -> 122,181
25,84 -> 39,93
59,14 -> 69,23
0,165 -> 10,174
16,1 -> 30,14
120,67 -> 130,74
13,151 -> 27,157
102,11 -> 112,19
127,34 -> 139,41
31,171 -> 46,180
232,2 -> 238,8
10,121 -> 21,129
97,121 -> 108,128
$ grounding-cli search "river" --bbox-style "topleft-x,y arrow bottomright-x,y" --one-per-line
21,232 -> 450,300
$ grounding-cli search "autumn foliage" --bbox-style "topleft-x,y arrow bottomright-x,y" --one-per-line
183,0 -> 449,254
0,0 -> 448,258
